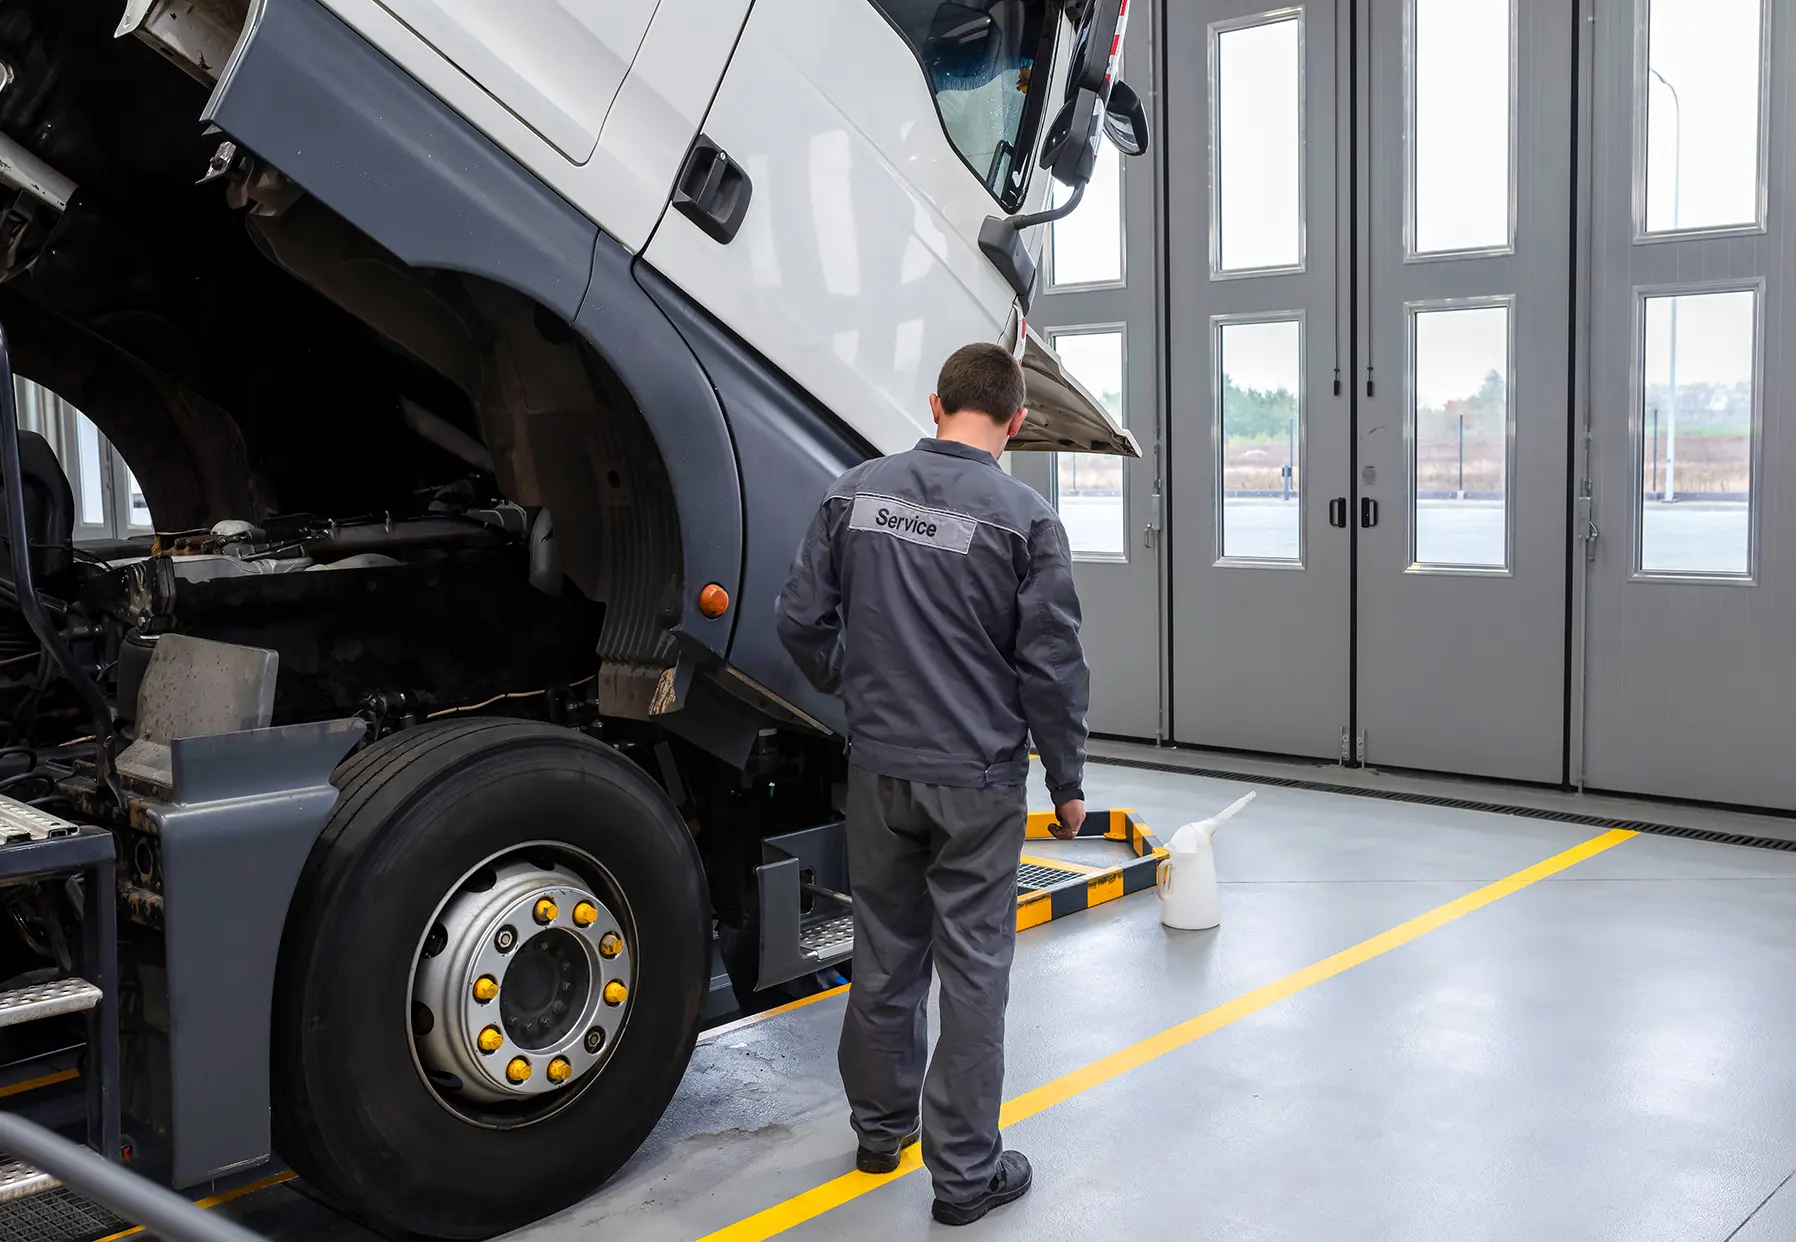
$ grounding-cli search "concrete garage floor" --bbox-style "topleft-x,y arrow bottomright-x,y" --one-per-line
222,760 -> 1796,1242
513,761 -> 1796,1242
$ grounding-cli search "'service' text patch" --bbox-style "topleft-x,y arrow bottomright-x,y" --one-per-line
849,493 -> 976,554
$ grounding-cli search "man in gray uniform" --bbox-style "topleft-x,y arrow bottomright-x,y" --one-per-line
776,342 -> 1090,1226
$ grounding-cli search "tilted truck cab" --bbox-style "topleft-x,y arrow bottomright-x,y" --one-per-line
0,0 -> 1143,1234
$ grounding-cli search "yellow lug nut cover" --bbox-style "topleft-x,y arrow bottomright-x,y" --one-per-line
533,897 -> 559,925
603,980 -> 628,1006
547,1057 -> 573,1084
477,1025 -> 503,1054
472,975 -> 499,1003
598,933 -> 623,959
572,901 -> 598,928
506,1057 -> 532,1084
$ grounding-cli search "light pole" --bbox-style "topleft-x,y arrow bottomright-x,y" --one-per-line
1651,66 -> 1682,503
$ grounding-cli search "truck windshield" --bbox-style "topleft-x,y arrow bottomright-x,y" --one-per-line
871,1 -> 1055,209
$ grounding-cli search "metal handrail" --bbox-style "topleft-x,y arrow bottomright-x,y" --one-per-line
0,1113 -> 267,1242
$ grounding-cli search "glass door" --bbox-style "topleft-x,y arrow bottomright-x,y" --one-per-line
1165,0 -> 1354,758
1353,0 -> 1574,781
1579,0 -> 1796,807
1015,2 -> 1164,739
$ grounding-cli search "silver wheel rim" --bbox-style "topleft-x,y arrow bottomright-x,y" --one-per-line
408,844 -> 634,1126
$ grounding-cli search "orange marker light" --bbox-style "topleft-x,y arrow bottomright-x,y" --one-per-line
698,584 -> 730,618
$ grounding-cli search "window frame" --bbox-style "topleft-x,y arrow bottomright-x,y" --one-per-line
865,0 -> 1063,212
1628,278 -> 1765,585
1047,321 -> 1131,564
1630,0 -> 1773,245
1208,7 -> 1309,281
1402,0 -> 1519,263
1210,308 -> 1308,570
1403,294 -> 1518,578
1045,136 -> 1127,293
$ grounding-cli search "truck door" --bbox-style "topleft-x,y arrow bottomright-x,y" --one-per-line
369,0 -> 661,162
643,0 -> 1065,455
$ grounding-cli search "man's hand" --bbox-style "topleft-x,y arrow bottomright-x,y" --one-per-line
1050,800 -> 1085,840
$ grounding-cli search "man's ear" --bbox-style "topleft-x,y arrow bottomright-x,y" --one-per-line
930,394 -> 946,428
1007,407 -> 1029,439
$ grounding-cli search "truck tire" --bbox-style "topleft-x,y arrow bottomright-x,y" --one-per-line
271,719 -> 707,1238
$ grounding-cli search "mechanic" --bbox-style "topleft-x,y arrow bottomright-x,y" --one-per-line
775,341 -> 1091,1226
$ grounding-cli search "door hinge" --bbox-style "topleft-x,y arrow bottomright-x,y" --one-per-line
1144,489 -> 1163,548
1355,729 -> 1366,765
1340,727 -> 1351,765
1576,482 -> 1598,561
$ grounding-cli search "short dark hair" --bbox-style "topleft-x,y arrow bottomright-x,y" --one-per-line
937,343 -> 1026,422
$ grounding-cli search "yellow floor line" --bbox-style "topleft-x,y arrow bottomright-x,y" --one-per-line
91,1171 -> 298,1242
695,827 -> 1637,1242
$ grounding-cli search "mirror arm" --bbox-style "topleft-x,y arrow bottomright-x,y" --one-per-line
978,181 -> 1086,313
1007,179 -> 1087,232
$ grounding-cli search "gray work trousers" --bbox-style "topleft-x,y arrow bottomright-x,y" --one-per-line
838,764 -> 1026,1204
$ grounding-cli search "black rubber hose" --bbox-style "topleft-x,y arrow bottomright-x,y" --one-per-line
0,323 -> 122,807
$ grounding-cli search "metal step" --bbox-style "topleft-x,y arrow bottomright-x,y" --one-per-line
0,798 -> 77,847
0,1158 -> 59,1205
797,915 -> 855,965
0,979 -> 102,1030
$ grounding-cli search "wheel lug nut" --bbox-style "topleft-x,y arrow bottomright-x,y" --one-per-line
506,1057 -> 532,1084
472,975 -> 499,1003
583,1027 -> 605,1054
552,1000 -> 567,1015
603,980 -> 628,1006
599,933 -> 623,959
547,1057 -> 573,1084
495,925 -> 517,953
572,901 -> 598,928
477,1025 -> 503,1054
533,897 -> 559,925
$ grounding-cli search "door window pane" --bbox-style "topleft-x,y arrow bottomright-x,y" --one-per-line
74,412 -> 105,528
1638,288 -> 1755,576
1049,136 -> 1122,287
1410,304 -> 1509,570
1212,14 -> 1303,274
869,0 -> 1056,208
1410,0 -> 1512,255
1051,329 -> 1127,560
1642,0 -> 1765,235
1218,318 -> 1302,562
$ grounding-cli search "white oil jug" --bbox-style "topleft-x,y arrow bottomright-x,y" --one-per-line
1157,792 -> 1255,930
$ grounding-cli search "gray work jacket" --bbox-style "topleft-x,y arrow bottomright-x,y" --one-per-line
775,437 -> 1089,804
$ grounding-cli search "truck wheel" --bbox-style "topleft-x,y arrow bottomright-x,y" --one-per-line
272,719 -> 707,1238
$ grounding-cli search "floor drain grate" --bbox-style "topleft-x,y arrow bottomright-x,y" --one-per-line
0,1186 -> 130,1242
1091,755 -> 1796,853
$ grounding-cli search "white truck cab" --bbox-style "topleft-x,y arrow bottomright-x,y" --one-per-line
292,0 -> 1140,455
0,0 -> 1146,1235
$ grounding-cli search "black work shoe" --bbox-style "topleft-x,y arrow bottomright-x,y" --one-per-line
855,1128 -> 919,1174
930,1150 -> 1033,1226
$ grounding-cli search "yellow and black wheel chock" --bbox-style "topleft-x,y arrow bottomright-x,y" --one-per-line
1016,809 -> 1165,931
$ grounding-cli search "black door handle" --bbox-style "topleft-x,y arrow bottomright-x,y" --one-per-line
1328,498 -> 1347,528
1360,497 -> 1379,528
673,135 -> 753,244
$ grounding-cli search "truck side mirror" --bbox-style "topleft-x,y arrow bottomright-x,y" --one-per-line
1103,80 -> 1150,156
1039,89 -> 1103,187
